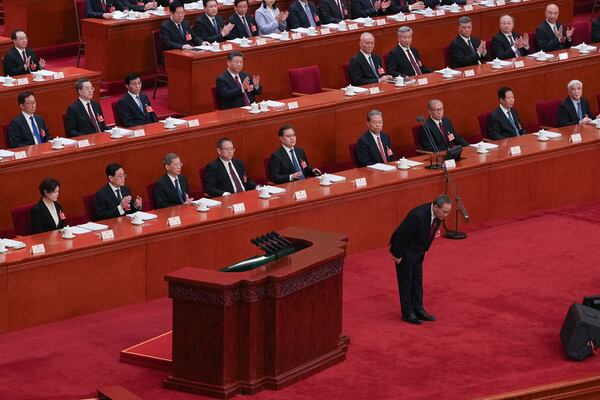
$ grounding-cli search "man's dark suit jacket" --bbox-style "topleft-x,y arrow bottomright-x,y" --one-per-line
389,202 -> 440,263
535,20 -> 572,51
116,92 -> 158,127
318,0 -> 348,23
216,71 -> 262,109
30,200 -> 66,234
349,51 -> 385,85
94,184 -> 138,220
391,0 -> 438,13
7,113 -> 52,148
355,131 -> 395,167
491,31 -> 529,59
158,0 -> 196,5
448,35 -> 486,68
269,146 -> 315,184
487,106 -> 525,140
160,19 -> 197,50
204,158 -> 257,197
287,0 -> 321,29
228,13 -> 259,39
351,0 -> 393,18
153,173 -> 190,208
419,117 -> 468,152
593,16 -> 600,43
386,45 -> 432,77
119,0 -> 153,12
65,99 -> 107,137
85,0 -> 122,18
3,47 -> 42,76
557,97 -> 593,127
194,14 -> 229,43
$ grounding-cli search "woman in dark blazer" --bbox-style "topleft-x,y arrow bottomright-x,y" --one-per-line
30,178 -> 66,234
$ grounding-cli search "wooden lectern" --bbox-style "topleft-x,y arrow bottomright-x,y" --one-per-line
163,227 -> 350,399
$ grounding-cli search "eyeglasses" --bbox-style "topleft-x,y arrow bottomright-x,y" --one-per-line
114,174 -> 127,179
220,147 -> 235,151
171,162 -> 184,167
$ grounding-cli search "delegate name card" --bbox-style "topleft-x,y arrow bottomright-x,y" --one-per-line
294,190 -> 307,201
30,244 -> 45,255
101,230 -> 115,240
232,203 -> 246,213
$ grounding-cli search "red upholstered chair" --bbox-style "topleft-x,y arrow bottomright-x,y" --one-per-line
442,45 -> 451,67
571,20 -> 591,46
62,113 -> 68,136
477,112 -> 492,139
383,53 -> 388,70
74,0 -> 86,67
197,166 -> 206,195
348,143 -> 358,167
146,182 -> 157,210
342,61 -> 350,86
412,124 -> 429,154
111,101 -> 125,127
485,39 -> 493,59
11,203 -> 36,236
527,32 -> 537,53
596,92 -> 600,112
152,29 -> 168,99
1,123 -> 9,149
535,98 -> 561,128
288,65 -> 334,96
211,87 -> 223,110
263,156 -> 271,182
82,194 -> 96,221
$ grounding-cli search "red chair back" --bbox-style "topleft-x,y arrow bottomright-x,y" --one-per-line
596,92 -> 600,113
478,112 -> 492,139
146,182 -> 157,210
111,101 -> 124,127
571,20 -> 591,46
288,65 -> 323,95
11,203 -> 36,236
82,194 -> 96,221
348,143 -> 358,167
198,166 -> 206,195
263,156 -> 271,182
1,123 -> 9,149
342,61 -> 350,86
152,29 -> 165,69
383,53 -> 388,71
528,31 -> 537,53
442,45 -> 451,67
210,87 -> 223,110
535,98 -> 561,127
411,124 -> 422,151
62,113 -> 69,137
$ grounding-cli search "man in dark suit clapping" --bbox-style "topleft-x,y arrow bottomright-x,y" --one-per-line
387,26 -> 432,78
65,78 -> 108,137
193,0 -> 234,43
8,91 -> 52,148
204,138 -> 257,197
448,16 -> 487,68
116,73 -> 159,127
287,0 -> 321,29
535,4 -> 573,51
487,86 -> 526,140
491,15 -> 530,60
228,0 -> 259,39
154,153 -> 194,208
94,163 -> 143,220
557,80 -> 597,127
3,30 -> 46,76
355,109 -> 396,167
159,1 -> 198,50
216,51 -> 262,109
269,125 -> 321,184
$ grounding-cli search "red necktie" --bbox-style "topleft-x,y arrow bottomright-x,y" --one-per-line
87,103 -> 101,133
376,135 -> 387,162
429,218 -> 438,240
228,162 -> 244,193
101,0 -> 107,11
405,49 -> 422,75
438,122 -> 450,146
234,75 -> 251,106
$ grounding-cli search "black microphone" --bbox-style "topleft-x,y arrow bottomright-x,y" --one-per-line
251,238 -> 274,254
416,115 -> 442,170
416,115 -> 425,123
268,231 -> 294,247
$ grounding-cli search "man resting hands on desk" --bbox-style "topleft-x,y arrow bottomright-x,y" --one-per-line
94,163 -> 143,220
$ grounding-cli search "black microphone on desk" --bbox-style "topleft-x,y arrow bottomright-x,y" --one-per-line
260,234 -> 287,251
251,238 -> 274,254
416,115 -> 443,170
268,231 -> 294,247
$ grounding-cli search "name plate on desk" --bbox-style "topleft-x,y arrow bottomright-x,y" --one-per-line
256,38 -> 267,45
30,244 -> 45,255
287,101 -> 299,110
294,190 -> 307,201
496,0 -> 506,5
464,69 -> 475,77
514,60 -> 525,68
77,139 -> 90,148
464,4 -> 473,10
187,119 -> 200,127
510,145 -> 521,156
558,52 -> 569,60
444,159 -> 456,169
369,87 -> 380,94
355,177 -> 367,188
291,33 -> 302,40
435,9 -> 445,16
101,230 -> 115,240
222,44 -> 233,51
132,129 -> 145,137
17,78 -> 29,85
53,72 -> 65,79
570,133 -> 582,143
348,23 -> 359,30
320,27 -> 331,34
14,151 -> 27,159
417,78 -> 428,85
406,14 -> 416,20
232,203 -> 246,213
167,216 -> 181,226
376,19 -> 386,26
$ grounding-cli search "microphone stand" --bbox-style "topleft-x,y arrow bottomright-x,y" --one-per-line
416,116 -> 442,170
439,152 -> 470,240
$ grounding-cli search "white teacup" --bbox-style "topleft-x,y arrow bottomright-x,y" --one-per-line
595,119 -> 600,129
32,72 -> 44,82
240,37 -> 249,46
52,138 -> 64,149
477,143 -> 488,153
538,130 -> 549,141
164,118 -> 175,128
61,226 -> 74,239
492,58 -> 502,68
338,21 -> 347,31
132,213 -> 143,224
250,102 -> 260,113
3,76 -> 14,87
394,76 -> 404,86
398,157 -> 409,169
424,7 -> 433,16
450,3 -> 460,11
259,101 -> 269,112
320,174 -> 331,186
280,31 -> 290,39
579,47 -> 590,54
442,70 -> 453,79
344,86 -> 355,96
211,41 -> 220,51
197,200 -> 209,212
364,17 -> 374,26
0,240 -> 7,254
259,187 -> 271,198
308,26 -> 317,35
156,5 -> 164,14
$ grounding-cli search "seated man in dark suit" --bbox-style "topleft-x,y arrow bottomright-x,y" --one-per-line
535,4 -> 573,51
193,0 -> 234,43
491,15 -> 530,59
269,125 -> 321,184
119,0 -> 158,12
204,138 -> 257,197
449,16 -> 487,68
318,0 -> 349,24
351,0 -> 392,18
30,178 -> 66,234
356,109 -> 396,167
420,99 -> 469,152
389,0 -> 429,14
65,78 -> 108,137
557,80 -> 597,127
85,0 -> 122,19
216,51 -> 262,109
8,91 -> 52,148
94,163 -> 143,220
387,26 -> 432,78
3,30 -> 45,76
116,73 -> 159,127
593,16 -> 600,43
287,0 -> 321,30
487,86 -> 526,140
154,153 -> 194,208
228,0 -> 259,39
159,1 -> 198,50
349,32 -> 392,85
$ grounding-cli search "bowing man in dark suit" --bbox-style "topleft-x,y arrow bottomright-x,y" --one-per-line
449,16 -> 487,68
269,125 -> 321,184
154,153 -> 194,208
30,178 -> 67,234
65,78 -> 107,137
593,16 -> 600,43
318,0 -> 349,24
349,32 -> 392,85
535,4 -> 573,52
355,109 -> 396,167
487,86 -> 526,140
228,0 -> 259,39
94,163 -> 143,220
85,0 -> 122,19
193,0 -> 234,43
204,138 -> 257,197
160,2 -> 198,50
216,51 -> 262,109
491,15 -> 530,60
3,30 -> 46,76
420,99 -> 469,152
8,91 -> 52,148
387,26 -> 432,78
287,0 -> 321,30
351,0 -> 393,18
557,80 -> 597,127
116,73 -> 159,127
389,195 -> 452,324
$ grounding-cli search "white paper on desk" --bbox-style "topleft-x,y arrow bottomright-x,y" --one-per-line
266,100 -> 286,108
217,0 -> 234,5
367,163 -> 397,172
411,8 -> 436,15
351,17 -> 374,24
194,45 -> 213,51
317,174 -> 346,183
111,11 -> 127,19
345,85 -> 369,93
147,10 -> 167,15
159,118 -> 187,126
485,60 -> 513,67
1,238 -> 26,248
50,137 -> 77,145
0,149 -> 16,157
38,70 -> 58,77
191,198 -> 222,207
227,38 -> 246,44
533,130 -> 562,138
395,159 -> 424,167
572,43 -> 598,52
435,67 -> 462,76
262,33 -> 283,39
77,222 -> 109,231
291,27 -> 310,34
184,1 -> 203,9
260,185 -> 286,194
478,0 -> 496,6
71,226 -> 93,235
469,141 -> 499,150
322,23 -> 341,29
128,211 -> 158,221
438,4 -> 461,11
527,51 -> 554,60
387,13 -> 406,21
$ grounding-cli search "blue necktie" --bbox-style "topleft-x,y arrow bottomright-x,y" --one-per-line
576,102 -> 583,120
29,116 -> 42,144
506,111 -> 520,136
174,178 -> 184,203
290,149 -> 305,180
304,3 -> 316,27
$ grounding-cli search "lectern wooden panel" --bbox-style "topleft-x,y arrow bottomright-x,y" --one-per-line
164,227 -> 350,399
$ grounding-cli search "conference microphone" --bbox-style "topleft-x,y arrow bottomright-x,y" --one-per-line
416,115 -> 425,123
251,238 -> 274,254
268,231 -> 294,248
459,201 -> 470,222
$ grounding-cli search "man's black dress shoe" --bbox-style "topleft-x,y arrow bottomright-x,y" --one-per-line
415,310 -> 436,321
401,314 -> 423,325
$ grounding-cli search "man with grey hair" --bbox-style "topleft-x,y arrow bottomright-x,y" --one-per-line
448,16 -> 487,68
420,99 -> 469,152
153,152 -> 193,208
535,3 -> 573,52
389,195 -> 452,324
355,109 -> 395,167
349,32 -> 391,85
387,26 -> 432,77
204,137 -> 257,197
65,78 -> 107,137
491,15 -> 530,59
557,80 -> 596,127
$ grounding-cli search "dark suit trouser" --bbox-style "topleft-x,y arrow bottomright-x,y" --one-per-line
395,255 -> 424,317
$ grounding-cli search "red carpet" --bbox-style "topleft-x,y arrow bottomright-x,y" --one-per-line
1,202 -> 600,399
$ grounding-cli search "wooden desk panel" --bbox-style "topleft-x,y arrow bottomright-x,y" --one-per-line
0,36 -> 13,76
